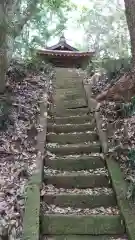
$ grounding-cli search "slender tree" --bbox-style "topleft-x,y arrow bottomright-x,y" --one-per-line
124,0 -> 135,69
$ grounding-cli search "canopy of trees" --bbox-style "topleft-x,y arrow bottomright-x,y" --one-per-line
0,0 -> 135,93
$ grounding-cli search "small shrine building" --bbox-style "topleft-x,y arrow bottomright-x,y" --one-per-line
37,35 -> 94,68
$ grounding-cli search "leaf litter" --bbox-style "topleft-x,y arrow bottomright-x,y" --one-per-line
0,61 -> 54,239
42,202 -> 119,215
44,166 -> 108,176
90,70 -> 135,199
41,184 -> 113,195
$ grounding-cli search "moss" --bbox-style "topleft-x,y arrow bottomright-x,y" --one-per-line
23,180 -> 40,240
45,155 -> 104,171
44,174 -> 109,189
23,99 -> 47,240
106,157 -> 135,240
43,192 -> 116,209
42,236 -> 125,240
47,143 -> 101,156
41,215 -> 125,235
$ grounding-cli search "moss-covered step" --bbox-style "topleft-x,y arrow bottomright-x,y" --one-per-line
55,88 -> 84,97
106,157 -> 135,240
42,235 -> 127,240
44,174 -> 109,188
54,107 -> 89,117
45,155 -> 104,171
47,143 -> 101,156
55,82 -> 83,89
46,132 -> 98,144
42,192 -> 116,209
55,87 -> 83,94
57,93 -> 85,101
48,115 -> 91,125
41,215 -> 125,235
47,123 -> 95,134
56,99 -> 86,109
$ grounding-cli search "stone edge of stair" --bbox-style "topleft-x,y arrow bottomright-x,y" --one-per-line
46,132 -> 98,144
44,174 -> 110,188
40,215 -> 125,235
45,155 -> 104,170
41,235 -> 127,240
92,97 -> 135,239
22,94 -> 47,240
106,157 -> 135,240
47,122 -> 96,133
47,115 -> 91,124
42,192 -> 116,208
47,143 -> 101,155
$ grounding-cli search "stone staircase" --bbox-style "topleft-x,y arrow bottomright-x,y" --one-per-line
40,68 -> 126,239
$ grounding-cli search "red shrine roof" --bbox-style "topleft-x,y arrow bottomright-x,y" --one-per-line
37,34 -> 94,57
37,49 -> 94,57
47,35 -> 78,51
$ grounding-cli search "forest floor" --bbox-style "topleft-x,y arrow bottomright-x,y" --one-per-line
0,63 -> 134,240
90,73 -> 135,201
0,61 -> 53,240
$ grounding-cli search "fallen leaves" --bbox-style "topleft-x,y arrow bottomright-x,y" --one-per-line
41,202 -> 119,215
41,184 -> 113,195
0,61 -> 54,239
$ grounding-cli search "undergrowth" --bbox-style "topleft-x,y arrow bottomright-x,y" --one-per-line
122,96 -> 135,200
0,98 -> 13,130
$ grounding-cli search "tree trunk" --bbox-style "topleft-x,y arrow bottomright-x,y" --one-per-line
124,0 -> 135,69
0,2 -> 8,93
0,0 -> 40,93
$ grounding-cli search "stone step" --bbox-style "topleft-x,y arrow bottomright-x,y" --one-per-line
42,235 -> 127,240
55,84 -> 83,89
55,79 -> 82,84
45,155 -> 104,170
57,93 -> 85,101
48,115 -> 91,125
44,174 -> 109,188
42,192 -> 116,209
47,123 -> 95,133
55,99 -> 86,109
41,215 -> 125,235
55,79 -> 82,86
54,107 -> 89,116
55,73 -> 82,79
47,143 -> 101,155
46,132 -> 98,144
55,88 -> 84,98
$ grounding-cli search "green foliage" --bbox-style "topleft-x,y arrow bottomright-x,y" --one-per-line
127,180 -> 135,201
127,149 -> 135,169
85,57 -> 131,81
76,0 -> 130,58
0,100 -> 12,130
122,96 -> 135,117
25,55 -> 53,74
13,0 -> 71,58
